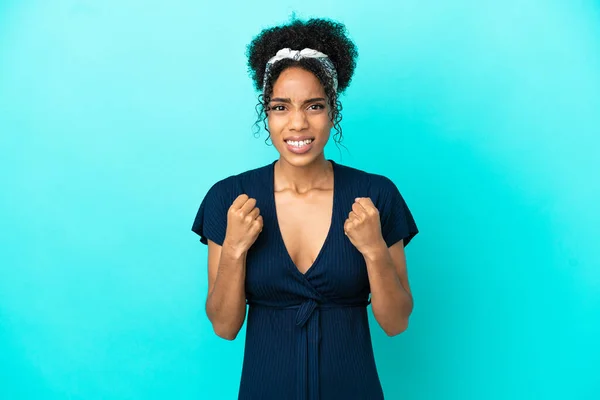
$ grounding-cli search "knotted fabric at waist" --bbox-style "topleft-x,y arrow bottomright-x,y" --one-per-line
246,298 -> 371,400
247,298 -> 370,326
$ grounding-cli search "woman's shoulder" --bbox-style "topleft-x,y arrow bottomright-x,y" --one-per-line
204,161 -> 274,195
334,161 -> 399,192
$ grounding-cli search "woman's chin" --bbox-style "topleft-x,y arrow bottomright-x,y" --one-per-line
279,152 -> 327,168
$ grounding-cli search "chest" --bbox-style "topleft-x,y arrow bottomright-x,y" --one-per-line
274,189 -> 333,274
244,186 -> 370,302
241,163 -> 373,303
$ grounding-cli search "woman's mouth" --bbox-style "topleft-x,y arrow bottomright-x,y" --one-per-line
284,138 -> 314,154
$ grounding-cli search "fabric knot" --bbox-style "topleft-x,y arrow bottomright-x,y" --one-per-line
295,299 -> 318,327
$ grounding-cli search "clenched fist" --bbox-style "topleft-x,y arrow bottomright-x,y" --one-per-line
223,194 -> 263,256
344,197 -> 386,256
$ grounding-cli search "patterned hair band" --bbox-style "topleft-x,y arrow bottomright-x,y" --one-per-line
262,47 -> 339,94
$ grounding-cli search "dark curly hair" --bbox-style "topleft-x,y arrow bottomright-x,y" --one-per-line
245,17 -> 358,146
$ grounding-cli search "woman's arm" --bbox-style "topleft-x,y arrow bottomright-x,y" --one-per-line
344,197 -> 414,337
205,240 -> 248,340
364,239 -> 413,337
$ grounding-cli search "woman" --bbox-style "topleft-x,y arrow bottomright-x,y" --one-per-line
192,17 -> 418,400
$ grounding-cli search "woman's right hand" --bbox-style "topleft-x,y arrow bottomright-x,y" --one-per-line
223,194 -> 263,256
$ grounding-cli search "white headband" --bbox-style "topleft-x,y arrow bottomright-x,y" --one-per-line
262,47 -> 339,94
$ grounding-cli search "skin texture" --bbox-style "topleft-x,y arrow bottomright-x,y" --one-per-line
205,66 -> 413,340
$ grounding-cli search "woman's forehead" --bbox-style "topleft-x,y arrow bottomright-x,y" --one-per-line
272,67 -> 326,98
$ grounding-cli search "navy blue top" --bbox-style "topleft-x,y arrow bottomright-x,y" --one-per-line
192,160 -> 418,400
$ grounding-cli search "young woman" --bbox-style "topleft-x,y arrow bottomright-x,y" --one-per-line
192,17 -> 419,400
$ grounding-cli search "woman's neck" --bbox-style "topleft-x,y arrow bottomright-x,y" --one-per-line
274,156 -> 333,194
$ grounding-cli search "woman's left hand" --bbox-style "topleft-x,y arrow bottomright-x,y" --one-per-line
344,197 -> 386,256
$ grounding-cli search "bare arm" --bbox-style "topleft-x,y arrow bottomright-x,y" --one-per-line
364,239 -> 413,337
205,240 -> 248,340
344,197 -> 413,337
204,194 -> 262,341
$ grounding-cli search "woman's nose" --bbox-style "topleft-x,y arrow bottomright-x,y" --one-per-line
289,109 -> 309,130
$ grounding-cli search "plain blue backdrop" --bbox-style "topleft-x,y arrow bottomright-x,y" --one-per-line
1,1 -> 599,399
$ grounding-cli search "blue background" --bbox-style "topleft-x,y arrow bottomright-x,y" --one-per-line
1,1 -> 599,399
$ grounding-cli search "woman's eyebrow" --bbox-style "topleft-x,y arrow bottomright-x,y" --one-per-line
270,97 -> 326,104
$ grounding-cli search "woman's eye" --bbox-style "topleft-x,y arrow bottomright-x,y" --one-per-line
271,105 -> 285,111
309,103 -> 325,110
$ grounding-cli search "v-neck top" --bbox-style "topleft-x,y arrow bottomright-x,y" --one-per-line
191,160 -> 418,400
271,160 -> 337,276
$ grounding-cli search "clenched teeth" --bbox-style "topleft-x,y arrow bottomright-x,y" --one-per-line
286,139 -> 313,147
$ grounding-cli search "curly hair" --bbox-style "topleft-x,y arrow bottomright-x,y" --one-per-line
245,17 -> 358,146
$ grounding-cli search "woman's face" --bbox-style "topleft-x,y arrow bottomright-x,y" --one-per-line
267,66 -> 333,167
